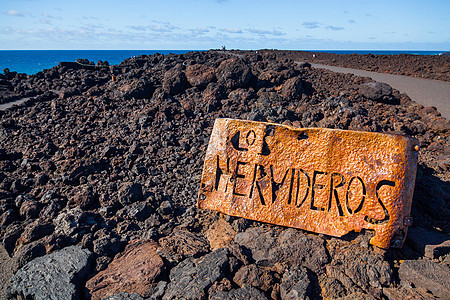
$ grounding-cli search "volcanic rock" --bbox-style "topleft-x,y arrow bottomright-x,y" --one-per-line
202,82 -> 227,102
92,234 -> 121,256
69,185 -> 98,210
86,240 -> 165,300
149,281 -> 167,300
235,227 -> 329,273
358,82 -> 393,100
185,64 -> 216,88
280,266 -> 311,300
207,278 -> 233,295
233,264 -> 275,292
103,293 -> 144,300
117,79 -> 153,100
159,229 -> 209,262
264,50 -> 450,81
162,66 -> 188,95
210,285 -> 269,300
205,218 -> 236,251
118,182 -> 143,206
280,76 -> 303,99
399,259 -> 450,298
324,244 -> 392,298
216,58 -> 252,89
162,247 -> 231,300
383,286 -> 436,300
76,58 -> 94,65
0,209 -> 18,230
53,207 -> 88,236
9,245 -> 93,300
0,50 -> 448,299
19,200 -> 41,219
127,201 -> 152,221
15,220 -> 54,248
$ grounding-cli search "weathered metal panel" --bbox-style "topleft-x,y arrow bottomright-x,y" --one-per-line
198,118 -> 419,249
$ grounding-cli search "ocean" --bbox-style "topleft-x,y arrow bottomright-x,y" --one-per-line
0,50 -> 197,75
0,50 -> 446,75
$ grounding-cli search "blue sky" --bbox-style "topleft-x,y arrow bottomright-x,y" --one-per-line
1,0 -> 449,50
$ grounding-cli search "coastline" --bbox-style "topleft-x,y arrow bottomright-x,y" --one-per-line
0,50 -> 448,299
1,49 -> 448,78
233,50 -> 450,82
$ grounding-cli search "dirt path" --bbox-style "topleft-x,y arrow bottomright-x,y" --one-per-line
0,97 -> 30,111
310,63 -> 450,119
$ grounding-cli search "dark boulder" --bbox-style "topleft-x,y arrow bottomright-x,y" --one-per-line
280,266 -> 311,300
358,82 -> 392,100
216,58 -> 253,89
92,234 -> 121,257
9,245 -> 93,300
118,79 -> 154,100
76,58 -> 94,65
185,64 -> 216,88
280,76 -> 303,99
162,248 -> 231,300
69,186 -> 98,210
162,66 -> 189,95
127,201 -> 152,221
96,60 -> 109,67
324,244 -> 392,298
118,182 -> 143,206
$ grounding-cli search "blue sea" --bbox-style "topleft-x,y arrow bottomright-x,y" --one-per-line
0,50 -> 198,75
0,50 -> 446,75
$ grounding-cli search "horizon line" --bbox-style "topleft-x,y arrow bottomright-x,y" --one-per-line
0,49 -> 447,52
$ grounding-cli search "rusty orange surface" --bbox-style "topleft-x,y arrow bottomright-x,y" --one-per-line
198,118 -> 419,249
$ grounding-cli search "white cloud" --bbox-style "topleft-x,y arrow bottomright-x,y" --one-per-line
129,21 -> 179,33
82,16 -> 100,21
302,22 -> 320,29
6,10 -> 24,17
42,13 -> 60,19
247,28 -> 285,36
189,27 -> 210,35
150,24 -> 177,32
326,26 -> 344,31
40,13 -> 62,25
222,28 -> 243,34
129,25 -> 147,31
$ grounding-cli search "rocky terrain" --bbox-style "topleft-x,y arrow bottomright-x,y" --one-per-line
232,50 -> 450,82
0,50 -> 449,299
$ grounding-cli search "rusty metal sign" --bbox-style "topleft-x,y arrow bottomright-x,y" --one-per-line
198,118 -> 419,249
